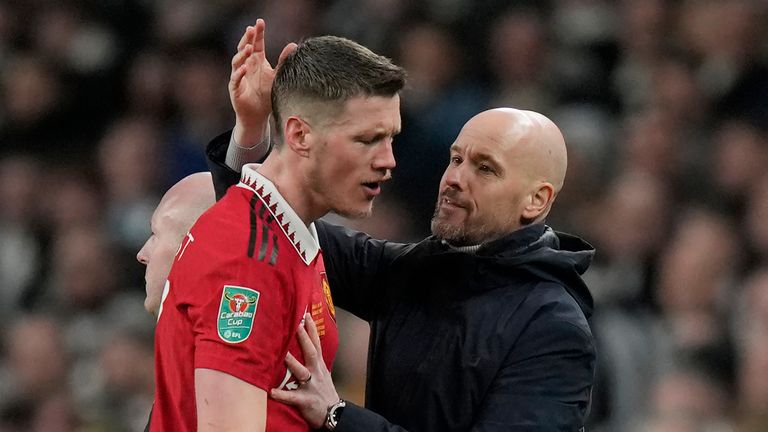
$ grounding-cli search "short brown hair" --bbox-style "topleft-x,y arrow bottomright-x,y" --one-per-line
271,36 -> 406,141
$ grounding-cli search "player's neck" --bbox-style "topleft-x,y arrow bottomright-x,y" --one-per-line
257,153 -> 326,226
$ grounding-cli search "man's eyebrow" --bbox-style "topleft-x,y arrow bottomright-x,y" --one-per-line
452,145 -> 504,170
356,128 -> 401,140
380,126 -> 401,137
474,151 -> 503,167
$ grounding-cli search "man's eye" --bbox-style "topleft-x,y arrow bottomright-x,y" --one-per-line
450,156 -> 462,164
479,164 -> 494,173
359,136 -> 383,145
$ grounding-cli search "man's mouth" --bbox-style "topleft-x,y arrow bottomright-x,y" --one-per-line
362,181 -> 381,195
440,193 -> 465,209
441,198 -> 459,209
362,176 -> 390,197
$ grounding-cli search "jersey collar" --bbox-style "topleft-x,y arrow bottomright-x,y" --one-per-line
237,164 -> 320,265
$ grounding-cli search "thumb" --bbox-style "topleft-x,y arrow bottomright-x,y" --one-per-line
276,43 -> 298,68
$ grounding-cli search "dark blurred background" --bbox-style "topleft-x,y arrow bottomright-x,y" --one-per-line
0,0 -> 767,431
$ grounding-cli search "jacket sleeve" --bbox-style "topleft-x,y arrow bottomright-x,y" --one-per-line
335,403 -> 412,432
206,130 -> 245,201
471,289 -> 596,431
315,220 -> 410,322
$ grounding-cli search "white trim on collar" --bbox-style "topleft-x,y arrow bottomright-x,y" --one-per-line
236,164 -> 320,265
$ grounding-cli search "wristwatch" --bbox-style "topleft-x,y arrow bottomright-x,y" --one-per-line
325,399 -> 346,430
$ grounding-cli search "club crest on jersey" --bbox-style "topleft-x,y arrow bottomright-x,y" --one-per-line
321,272 -> 335,319
217,286 -> 259,343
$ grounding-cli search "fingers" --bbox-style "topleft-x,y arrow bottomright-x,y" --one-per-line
237,25 -> 255,51
233,19 -> 294,81
229,65 -> 246,90
285,351 -> 311,382
252,18 -> 266,55
297,321 -> 319,365
277,42 -> 298,68
231,45 -> 253,71
234,18 -> 265,70
270,388 -> 301,405
303,313 -> 322,355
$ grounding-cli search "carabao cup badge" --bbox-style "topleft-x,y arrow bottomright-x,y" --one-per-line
217,285 -> 260,343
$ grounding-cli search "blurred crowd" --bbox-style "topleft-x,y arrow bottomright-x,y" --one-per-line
0,0 -> 767,431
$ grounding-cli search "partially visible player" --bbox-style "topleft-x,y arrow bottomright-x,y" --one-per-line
149,19 -> 405,432
136,172 -> 215,432
136,172 -> 215,317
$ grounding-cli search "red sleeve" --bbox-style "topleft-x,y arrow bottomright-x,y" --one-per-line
177,246 -> 295,391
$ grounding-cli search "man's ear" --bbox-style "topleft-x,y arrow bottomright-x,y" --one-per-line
522,182 -> 555,222
283,116 -> 312,158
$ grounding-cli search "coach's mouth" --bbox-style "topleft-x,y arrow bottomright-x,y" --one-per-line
441,196 -> 463,208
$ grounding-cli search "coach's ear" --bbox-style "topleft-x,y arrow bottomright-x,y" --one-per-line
283,116 -> 311,158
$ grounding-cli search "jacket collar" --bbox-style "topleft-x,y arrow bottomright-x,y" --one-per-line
425,224 -> 550,257
477,223 -> 550,257
414,224 -> 594,316
237,164 -> 320,265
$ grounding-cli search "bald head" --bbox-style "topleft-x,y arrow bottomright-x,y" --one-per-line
432,107 -> 568,245
154,172 -> 216,240
464,108 -> 567,193
137,172 -> 215,316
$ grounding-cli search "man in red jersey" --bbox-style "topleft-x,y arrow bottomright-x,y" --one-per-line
149,20 -> 405,432
137,172 -> 215,319
136,172 -> 214,432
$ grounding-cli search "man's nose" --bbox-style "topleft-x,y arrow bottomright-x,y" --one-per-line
372,140 -> 396,171
137,244 -> 149,265
443,164 -> 464,190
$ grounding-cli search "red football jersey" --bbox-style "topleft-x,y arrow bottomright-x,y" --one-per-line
151,166 -> 339,431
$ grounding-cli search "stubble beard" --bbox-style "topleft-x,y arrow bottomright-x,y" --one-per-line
307,143 -> 373,219
430,202 -> 513,247
431,205 -> 476,246
335,203 -> 373,219
430,187 -> 483,245
307,159 -> 373,220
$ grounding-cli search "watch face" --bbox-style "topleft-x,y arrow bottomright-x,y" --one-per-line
327,400 -> 346,429
332,406 -> 344,421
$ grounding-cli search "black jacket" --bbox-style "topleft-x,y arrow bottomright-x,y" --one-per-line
207,132 -> 596,431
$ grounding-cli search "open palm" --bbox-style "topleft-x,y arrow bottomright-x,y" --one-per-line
229,19 -> 296,134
